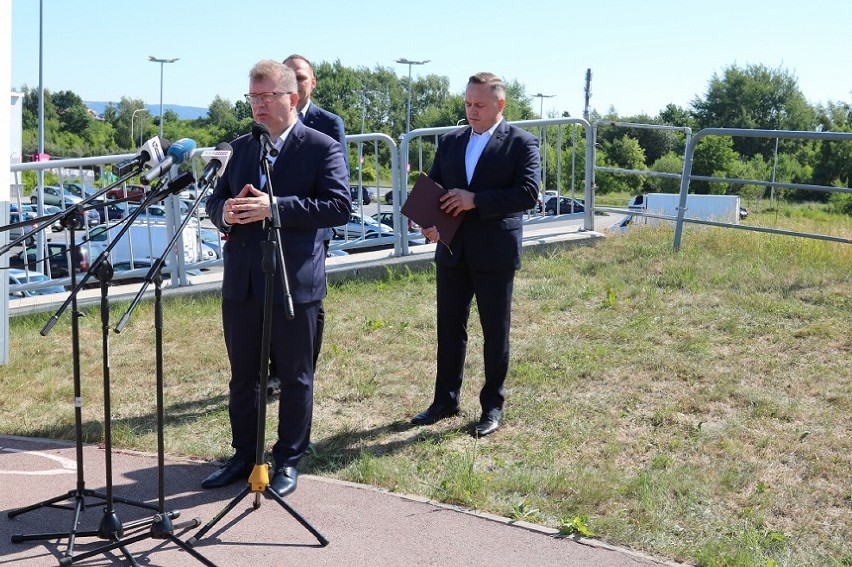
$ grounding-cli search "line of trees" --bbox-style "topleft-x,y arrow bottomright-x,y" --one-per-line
15,62 -> 852,210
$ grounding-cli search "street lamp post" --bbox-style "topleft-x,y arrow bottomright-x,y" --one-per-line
395,58 -> 429,134
148,56 -> 179,138
131,108 -> 146,147
532,93 -> 556,193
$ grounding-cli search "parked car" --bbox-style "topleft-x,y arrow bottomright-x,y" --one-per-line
333,211 -> 393,240
21,203 -> 64,232
181,198 -> 207,219
383,189 -> 410,205
199,228 -> 223,259
8,242 -> 91,279
30,185 -> 83,207
544,196 -> 585,216
111,259 -> 155,285
105,184 -> 147,202
7,210 -> 38,246
7,268 -> 67,298
128,201 -> 191,223
62,182 -> 105,203
349,185 -> 372,205
371,211 -> 418,232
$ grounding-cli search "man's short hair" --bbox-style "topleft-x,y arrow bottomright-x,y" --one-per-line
249,59 -> 297,92
468,72 -> 506,100
283,54 -> 314,73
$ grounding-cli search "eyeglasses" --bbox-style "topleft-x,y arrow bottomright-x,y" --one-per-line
243,91 -> 291,104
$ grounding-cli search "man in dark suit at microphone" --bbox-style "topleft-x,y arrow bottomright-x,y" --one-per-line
201,59 -> 351,496
410,72 -> 540,438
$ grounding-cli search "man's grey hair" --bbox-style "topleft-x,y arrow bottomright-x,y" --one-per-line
249,59 -> 297,92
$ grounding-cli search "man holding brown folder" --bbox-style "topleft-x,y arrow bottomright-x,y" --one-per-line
410,72 -> 540,437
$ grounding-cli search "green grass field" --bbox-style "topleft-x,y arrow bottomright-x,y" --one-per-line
2,205 -> 849,566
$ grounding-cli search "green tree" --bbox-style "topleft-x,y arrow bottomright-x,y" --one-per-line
690,134 -> 740,194
657,104 -> 698,130
812,124 -> 852,197
647,152 -> 683,194
691,63 -> 816,159
595,135 -> 647,194
51,90 -> 91,134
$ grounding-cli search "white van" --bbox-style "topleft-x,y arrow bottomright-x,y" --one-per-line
84,219 -> 200,269
627,193 -> 741,225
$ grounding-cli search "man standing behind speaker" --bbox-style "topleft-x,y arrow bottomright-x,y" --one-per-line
201,60 -> 351,496
410,72 -> 540,438
278,53 -> 347,378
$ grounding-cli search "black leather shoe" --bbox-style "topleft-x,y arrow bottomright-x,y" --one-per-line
474,408 -> 503,437
271,466 -> 298,497
201,457 -> 253,489
411,402 -> 460,426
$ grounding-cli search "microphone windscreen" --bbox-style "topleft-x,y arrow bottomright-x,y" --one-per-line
251,122 -> 271,141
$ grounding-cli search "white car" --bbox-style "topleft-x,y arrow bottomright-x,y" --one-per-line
333,211 -> 393,240
8,268 -> 66,298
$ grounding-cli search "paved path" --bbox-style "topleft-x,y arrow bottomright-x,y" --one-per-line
0,436 -> 679,567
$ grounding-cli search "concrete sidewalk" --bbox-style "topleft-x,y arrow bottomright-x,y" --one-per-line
0,436 -> 678,567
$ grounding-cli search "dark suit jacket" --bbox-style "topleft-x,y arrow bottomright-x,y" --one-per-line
207,120 -> 351,305
303,101 -> 347,241
304,102 -> 347,154
428,119 -> 540,272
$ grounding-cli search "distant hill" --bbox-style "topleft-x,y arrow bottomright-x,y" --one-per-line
84,102 -> 208,120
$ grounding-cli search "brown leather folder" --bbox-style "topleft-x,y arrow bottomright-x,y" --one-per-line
401,174 -> 462,248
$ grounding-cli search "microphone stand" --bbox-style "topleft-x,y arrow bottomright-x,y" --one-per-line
188,146 -> 328,549
107,179 -> 224,565
66,260 -> 212,566
7,175 -> 190,563
5,207 -> 157,561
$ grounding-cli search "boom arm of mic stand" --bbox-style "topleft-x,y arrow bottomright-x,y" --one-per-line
0,166 -> 145,257
40,177 -> 177,336
114,179 -> 212,333
261,158 -> 295,320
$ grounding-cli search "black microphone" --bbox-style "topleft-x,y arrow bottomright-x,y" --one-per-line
197,142 -> 234,188
141,138 -> 197,185
150,172 -> 195,202
112,136 -> 170,176
252,122 -> 279,157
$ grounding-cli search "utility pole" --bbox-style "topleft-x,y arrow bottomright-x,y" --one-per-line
583,69 -> 592,122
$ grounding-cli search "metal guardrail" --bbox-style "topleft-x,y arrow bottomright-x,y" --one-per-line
4,120 -> 595,297
7,149 -> 216,290
591,123 -> 852,250
673,128 -> 852,250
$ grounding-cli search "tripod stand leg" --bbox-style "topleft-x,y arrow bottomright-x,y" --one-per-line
150,513 -> 217,566
186,484 -> 252,547
265,487 -> 330,546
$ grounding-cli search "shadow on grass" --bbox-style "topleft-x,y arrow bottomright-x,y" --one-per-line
7,394 -> 230,444
302,418 -> 469,476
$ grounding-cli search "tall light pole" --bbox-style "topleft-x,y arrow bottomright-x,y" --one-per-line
131,108 -> 146,147
532,92 -> 556,119
395,58 -> 429,133
532,93 -> 555,193
148,56 -> 179,138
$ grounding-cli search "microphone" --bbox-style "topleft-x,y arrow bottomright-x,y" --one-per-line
197,142 -> 233,188
149,172 -> 196,202
141,138 -> 197,185
252,122 -> 279,157
112,136 -> 170,176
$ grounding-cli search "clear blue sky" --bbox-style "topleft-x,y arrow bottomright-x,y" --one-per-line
11,0 -> 852,119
